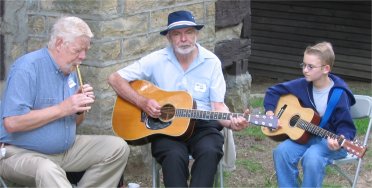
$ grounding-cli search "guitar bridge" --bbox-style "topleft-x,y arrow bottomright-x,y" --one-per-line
277,104 -> 287,118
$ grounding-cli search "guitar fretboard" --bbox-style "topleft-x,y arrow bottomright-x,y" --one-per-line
176,109 -> 246,121
296,119 -> 343,143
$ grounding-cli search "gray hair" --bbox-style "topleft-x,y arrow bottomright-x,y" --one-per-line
48,16 -> 94,48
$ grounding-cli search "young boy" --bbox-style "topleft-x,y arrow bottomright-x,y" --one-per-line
263,42 -> 356,187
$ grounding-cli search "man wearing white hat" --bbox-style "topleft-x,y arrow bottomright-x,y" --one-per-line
109,10 -> 250,187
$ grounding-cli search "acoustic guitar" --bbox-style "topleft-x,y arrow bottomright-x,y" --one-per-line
112,80 -> 278,145
261,94 -> 367,158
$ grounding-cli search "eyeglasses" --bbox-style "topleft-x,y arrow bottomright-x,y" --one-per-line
300,63 -> 326,71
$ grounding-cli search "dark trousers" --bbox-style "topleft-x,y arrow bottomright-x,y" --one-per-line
151,120 -> 224,187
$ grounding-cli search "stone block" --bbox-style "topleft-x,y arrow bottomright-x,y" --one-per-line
27,37 -> 47,52
214,38 -> 251,68
124,144 -> 153,177
123,33 -> 167,60
87,40 -> 121,62
40,0 -> 118,15
75,64 -> 124,94
206,2 -> 216,20
45,16 -> 58,34
125,0 -> 175,15
224,71 -> 251,113
215,0 -> 250,28
98,15 -> 147,38
150,9 -> 170,32
9,44 -> 24,60
201,41 -> 216,52
242,15 -> 251,39
216,22 -> 243,41
98,18 -> 125,38
26,0 -> 39,11
198,24 -> 215,44
28,15 -> 45,34
122,14 -> 148,36
77,94 -> 118,135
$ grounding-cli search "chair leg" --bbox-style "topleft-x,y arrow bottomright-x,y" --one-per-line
351,159 -> 363,188
0,177 -> 8,188
219,161 -> 224,188
214,161 -> 224,188
152,157 -> 160,188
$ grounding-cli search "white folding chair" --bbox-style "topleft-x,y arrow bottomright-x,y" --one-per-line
152,155 -> 224,188
330,95 -> 372,188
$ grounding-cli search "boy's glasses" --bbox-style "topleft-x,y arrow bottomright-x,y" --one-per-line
300,63 -> 326,71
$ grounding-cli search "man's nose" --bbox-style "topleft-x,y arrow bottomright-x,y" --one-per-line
78,50 -> 87,59
180,33 -> 187,41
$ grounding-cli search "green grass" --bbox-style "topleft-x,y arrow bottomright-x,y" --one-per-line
354,118 -> 370,135
236,159 -> 264,173
235,126 -> 265,139
349,84 -> 372,96
249,97 -> 264,109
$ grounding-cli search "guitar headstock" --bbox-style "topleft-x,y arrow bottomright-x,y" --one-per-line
342,140 -> 367,159
249,114 -> 278,129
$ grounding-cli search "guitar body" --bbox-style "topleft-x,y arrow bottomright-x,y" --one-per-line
261,94 -> 321,144
112,80 -> 194,145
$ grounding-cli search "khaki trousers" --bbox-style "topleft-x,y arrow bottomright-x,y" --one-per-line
0,135 -> 130,188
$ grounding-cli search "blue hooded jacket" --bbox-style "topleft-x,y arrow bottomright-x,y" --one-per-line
263,74 -> 356,140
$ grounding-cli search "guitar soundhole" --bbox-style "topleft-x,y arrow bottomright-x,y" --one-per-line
159,104 -> 176,122
289,115 -> 300,127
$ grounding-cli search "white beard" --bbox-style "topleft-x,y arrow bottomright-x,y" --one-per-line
173,37 -> 197,55
174,44 -> 195,55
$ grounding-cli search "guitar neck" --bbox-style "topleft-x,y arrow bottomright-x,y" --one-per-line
296,119 -> 344,144
174,108 -> 278,129
176,108 -> 246,121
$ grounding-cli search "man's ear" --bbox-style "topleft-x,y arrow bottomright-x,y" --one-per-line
166,34 -> 171,42
55,37 -> 64,51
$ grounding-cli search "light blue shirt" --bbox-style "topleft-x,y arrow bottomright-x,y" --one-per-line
0,48 -> 78,154
117,43 -> 226,111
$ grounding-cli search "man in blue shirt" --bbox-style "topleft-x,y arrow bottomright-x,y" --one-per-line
0,16 -> 129,187
109,10 -> 250,187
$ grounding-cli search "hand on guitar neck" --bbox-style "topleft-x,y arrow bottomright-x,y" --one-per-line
227,108 -> 251,131
327,135 -> 344,151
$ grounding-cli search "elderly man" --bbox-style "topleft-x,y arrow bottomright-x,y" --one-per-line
108,10 -> 249,187
0,16 -> 129,187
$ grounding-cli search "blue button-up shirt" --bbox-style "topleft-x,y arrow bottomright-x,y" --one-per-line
0,48 -> 78,154
117,43 -> 226,111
